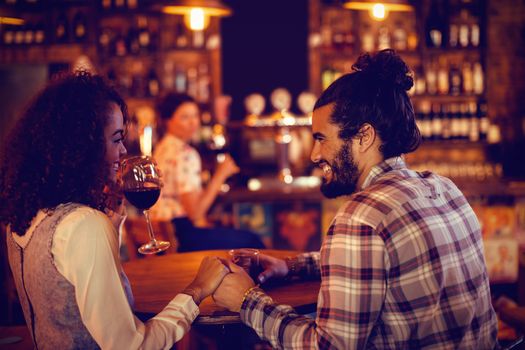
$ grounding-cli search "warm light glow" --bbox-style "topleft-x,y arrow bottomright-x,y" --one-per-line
0,17 -> 24,25
140,126 -> 153,156
248,178 -> 262,191
343,1 -> 413,21
162,3 -> 231,32
187,8 -> 207,31
371,3 -> 387,20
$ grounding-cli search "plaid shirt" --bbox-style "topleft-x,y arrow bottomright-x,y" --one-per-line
241,157 -> 498,349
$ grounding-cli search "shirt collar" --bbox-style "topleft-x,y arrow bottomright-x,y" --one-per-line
360,156 -> 406,190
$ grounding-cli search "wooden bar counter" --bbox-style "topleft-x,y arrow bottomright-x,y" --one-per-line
123,250 -> 320,324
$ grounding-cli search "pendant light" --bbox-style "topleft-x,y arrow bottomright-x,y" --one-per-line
343,0 -> 413,21
161,0 -> 231,31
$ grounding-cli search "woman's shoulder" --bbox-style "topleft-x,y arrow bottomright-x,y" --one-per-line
59,204 -> 110,230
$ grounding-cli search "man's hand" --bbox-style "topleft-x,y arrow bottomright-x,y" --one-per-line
213,261 -> 255,312
257,253 -> 289,284
183,256 -> 230,305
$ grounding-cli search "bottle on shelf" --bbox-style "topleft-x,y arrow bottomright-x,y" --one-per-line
437,59 -> 449,95
55,12 -> 69,43
472,62 -> 484,94
477,100 -> 489,141
98,27 -> 113,56
461,62 -> 473,94
2,25 -> 15,45
449,64 -> 462,96
14,25 -> 25,45
441,104 -> 451,140
197,63 -> 211,103
392,22 -> 407,51
459,103 -> 470,140
175,22 -> 189,48
147,68 -> 160,97
377,26 -> 390,51
114,32 -> 127,56
34,22 -> 46,44
137,16 -> 150,52
175,66 -> 187,93
23,23 -> 34,45
449,103 -> 461,140
127,26 -> 140,55
425,62 -> 438,95
431,103 -> 443,140
425,0 -> 446,48
468,101 -> 480,142
73,11 -> 88,42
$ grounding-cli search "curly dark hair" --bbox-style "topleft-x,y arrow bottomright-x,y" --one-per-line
0,71 -> 128,235
314,49 -> 421,158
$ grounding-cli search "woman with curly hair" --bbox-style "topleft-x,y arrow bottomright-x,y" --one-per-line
0,71 -> 229,349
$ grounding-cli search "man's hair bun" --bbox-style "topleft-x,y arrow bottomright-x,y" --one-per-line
352,49 -> 414,91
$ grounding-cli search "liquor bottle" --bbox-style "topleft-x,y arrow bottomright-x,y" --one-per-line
137,16 -> 150,52
377,26 -> 390,51
392,22 -> 407,51
2,25 -> 15,45
147,68 -> 160,97
441,104 -> 451,140
477,100 -> 489,141
55,12 -> 68,43
431,103 -> 443,140
473,62 -> 484,94
24,23 -> 34,45
437,60 -> 449,95
187,67 -> 198,99
73,12 -> 87,42
449,103 -> 461,140
34,22 -> 45,44
175,22 -> 188,48
468,101 -> 479,142
175,66 -> 187,93
197,63 -> 211,103
425,63 -> 438,95
192,30 -> 205,49
425,0 -> 445,48
459,103 -> 470,140
361,24 -> 375,52
449,23 -> 459,48
419,102 -> 433,140
127,26 -> 140,55
414,66 -> 426,95
470,22 -> 480,47
98,28 -> 113,55
14,25 -> 25,45
114,32 -> 127,56
461,62 -> 473,94
449,64 -> 462,96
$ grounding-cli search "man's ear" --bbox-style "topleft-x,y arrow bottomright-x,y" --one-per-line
356,123 -> 377,152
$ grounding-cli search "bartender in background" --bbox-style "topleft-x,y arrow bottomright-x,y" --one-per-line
150,92 -> 264,252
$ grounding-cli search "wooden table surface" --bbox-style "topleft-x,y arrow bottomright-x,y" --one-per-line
123,250 -> 320,324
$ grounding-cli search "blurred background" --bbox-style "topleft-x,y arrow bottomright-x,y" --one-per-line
1,0 -> 524,342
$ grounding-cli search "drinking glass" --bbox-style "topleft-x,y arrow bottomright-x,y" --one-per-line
121,155 -> 170,254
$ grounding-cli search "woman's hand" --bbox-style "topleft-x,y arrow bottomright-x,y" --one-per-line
215,154 -> 240,180
256,254 -> 289,284
182,256 -> 230,305
213,261 -> 256,312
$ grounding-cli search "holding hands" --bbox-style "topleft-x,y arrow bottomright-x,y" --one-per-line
182,256 -> 230,305
213,252 -> 291,312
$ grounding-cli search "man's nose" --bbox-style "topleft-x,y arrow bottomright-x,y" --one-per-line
310,142 -> 321,164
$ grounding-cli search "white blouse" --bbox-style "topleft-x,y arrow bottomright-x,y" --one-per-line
12,205 -> 199,349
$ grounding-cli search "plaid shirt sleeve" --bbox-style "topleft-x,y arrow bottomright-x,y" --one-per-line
293,252 -> 321,279
240,215 -> 386,350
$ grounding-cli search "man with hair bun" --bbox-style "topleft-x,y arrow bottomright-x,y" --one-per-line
213,49 -> 498,349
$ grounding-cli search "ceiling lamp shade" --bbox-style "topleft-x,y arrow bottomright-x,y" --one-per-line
161,0 -> 232,31
0,7 -> 24,26
343,1 -> 413,21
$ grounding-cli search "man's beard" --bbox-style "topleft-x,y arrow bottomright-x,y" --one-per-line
320,142 -> 359,199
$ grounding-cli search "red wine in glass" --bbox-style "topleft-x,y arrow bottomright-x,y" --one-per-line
124,188 -> 160,210
121,156 -> 169,255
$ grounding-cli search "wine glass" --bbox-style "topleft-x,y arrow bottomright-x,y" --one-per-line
121,155 -> 170,255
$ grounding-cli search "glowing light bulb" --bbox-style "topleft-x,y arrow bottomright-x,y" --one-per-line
188,8 -> 207,31
371,3 -> 387,21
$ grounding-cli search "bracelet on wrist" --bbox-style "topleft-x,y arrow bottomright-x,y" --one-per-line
239,284 -> 259,310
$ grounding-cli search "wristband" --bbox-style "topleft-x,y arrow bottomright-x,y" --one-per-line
239,284 -> 259,310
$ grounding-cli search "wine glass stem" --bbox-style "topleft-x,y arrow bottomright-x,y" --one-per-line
143,210 -> 157,245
